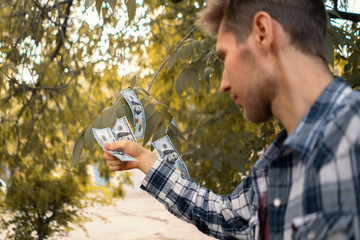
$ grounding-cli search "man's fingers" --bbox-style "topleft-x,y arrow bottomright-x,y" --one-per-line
106,160 -> 138,172
102,140 -> 153,173
108,165 -> 124,171
103,150 -> 116,160
106,159 -> 126,171
105,140 -> 142,157
107,159 -> 124,166
105,140 -> 131,151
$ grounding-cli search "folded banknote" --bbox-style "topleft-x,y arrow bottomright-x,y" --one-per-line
93,118 -> 138,161
152,135 -> 190,178
121,90 -> 146,139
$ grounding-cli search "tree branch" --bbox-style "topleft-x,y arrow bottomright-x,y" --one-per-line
330,1 -> 360,22
329,11 -> 360,22
31,0 -> 71,28
0,70 -> 71,91
50,0 -> 74,61
21,207 -> 36,227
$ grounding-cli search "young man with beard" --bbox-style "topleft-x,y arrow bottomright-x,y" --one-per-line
104,0 -> 360,239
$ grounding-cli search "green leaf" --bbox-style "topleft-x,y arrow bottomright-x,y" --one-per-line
212,159 -> 222,170
344,74 -> 360,87
348,53 -> 357,64
123,102 -> 134,127
159,109 -> 173,122
185,68 -> 200,95
177,48 -> 186,61
133,86 -> 150,96
175,71 -> 187,97
84,125 -> 94,154
93,115 -> 102,128
152,122 -> 166,143
214,59 -> 224,81
85,0 -> 96,9
126,0 -> 136,23
184,43 -> 194,60
130,75 -> 136,88
193,40 -> 203,55
191,60 -> 205,79
71,132 -> 85,169
140,97 -> 147,107
105,0 -> 116,11
204,67 -> 212,83
167,52 -> 178,72
117,104 -> 126,118
167,128 -> 181,154
134,89 -> 145,100
344,63 -> 351,72
115,90 -> 123,100
144,103 -> 155,120
143,112 -> 161,146
152,99 -> 168,108
101,107 -> 117,128
168,122 -> 186,141
95,0 -> 103,16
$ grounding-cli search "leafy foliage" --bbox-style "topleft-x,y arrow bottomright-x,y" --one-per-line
0,0 -> 359,238
77,0 -> 360,196
0,0 -> 136,238
81,0 -> 360,195
0,173 -> 89,240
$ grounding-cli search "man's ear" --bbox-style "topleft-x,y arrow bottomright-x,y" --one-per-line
251,11 -> 274,56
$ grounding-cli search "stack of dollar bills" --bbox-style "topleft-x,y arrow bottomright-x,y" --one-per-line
93,90 -> 190,178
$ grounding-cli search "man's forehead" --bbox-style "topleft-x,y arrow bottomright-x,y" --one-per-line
216,23 -> 226,46
216,23 -> 236,50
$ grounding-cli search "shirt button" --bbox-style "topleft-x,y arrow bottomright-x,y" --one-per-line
308,231 -> 315,240
273,198 -> 281,207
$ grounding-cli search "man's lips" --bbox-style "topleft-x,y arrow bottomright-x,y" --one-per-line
232,95 -> 238,102
232,95 -> 242,107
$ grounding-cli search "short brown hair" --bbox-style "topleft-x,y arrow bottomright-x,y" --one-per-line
197,0 -> 328,64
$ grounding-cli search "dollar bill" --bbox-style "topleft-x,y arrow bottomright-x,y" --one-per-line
121,90 -> 146,139
92,128 -> 138,161
112,116 -> 137,143
170,118 -> 177,127
152,136 -> 190,178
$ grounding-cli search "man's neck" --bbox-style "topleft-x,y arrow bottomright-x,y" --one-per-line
271,49 -> 333,135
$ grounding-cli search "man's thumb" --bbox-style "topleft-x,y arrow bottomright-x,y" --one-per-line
105,143 -> 112,150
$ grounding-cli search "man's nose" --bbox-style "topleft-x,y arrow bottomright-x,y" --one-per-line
220,71 -> 231,93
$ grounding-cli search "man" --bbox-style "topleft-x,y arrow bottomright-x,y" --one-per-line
104,0 -> 360,239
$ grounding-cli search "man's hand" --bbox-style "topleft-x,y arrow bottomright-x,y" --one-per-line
103,140 -> 158,174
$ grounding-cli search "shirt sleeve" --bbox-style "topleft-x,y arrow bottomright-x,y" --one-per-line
141,158 -> 255,240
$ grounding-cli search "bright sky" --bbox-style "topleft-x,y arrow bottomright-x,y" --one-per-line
79,0 -> 149,77
6,0 -> 360,84
348,0 -> 360,12
327,0 -> 360,13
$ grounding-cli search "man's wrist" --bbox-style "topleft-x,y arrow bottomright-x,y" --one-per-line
139,151 -> 158,174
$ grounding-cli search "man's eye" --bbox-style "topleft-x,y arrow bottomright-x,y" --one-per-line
216,51 -> 224,61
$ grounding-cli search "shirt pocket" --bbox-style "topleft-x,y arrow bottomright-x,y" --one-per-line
291,212 -> 353,240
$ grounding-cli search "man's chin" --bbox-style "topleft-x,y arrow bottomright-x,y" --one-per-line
243,109 -> 272,123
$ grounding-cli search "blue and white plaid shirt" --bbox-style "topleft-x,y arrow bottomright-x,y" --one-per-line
141,78 -> 360,240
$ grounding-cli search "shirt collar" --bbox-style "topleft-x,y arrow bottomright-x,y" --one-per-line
253,130 -> 287,171
283,77 -> 351,161
252,78 -> 351,171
